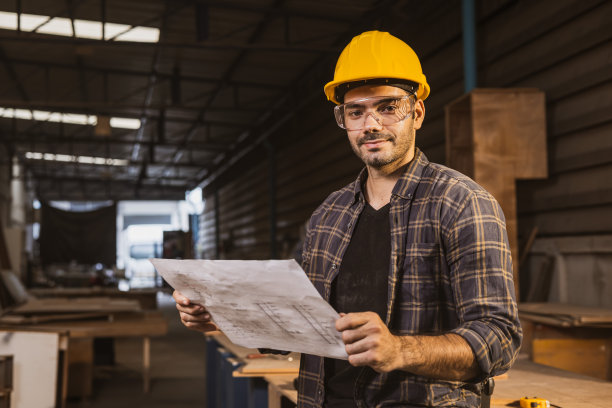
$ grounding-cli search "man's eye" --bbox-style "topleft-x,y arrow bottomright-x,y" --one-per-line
379,105 -> 397,114
346,110 -> 363,118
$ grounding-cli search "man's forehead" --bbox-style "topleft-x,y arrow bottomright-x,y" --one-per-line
344,85 -> 409,103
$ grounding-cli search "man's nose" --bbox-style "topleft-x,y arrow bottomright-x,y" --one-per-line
363,111 -> 383,131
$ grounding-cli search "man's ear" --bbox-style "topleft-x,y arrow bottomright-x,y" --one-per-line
413,99 -> 425,130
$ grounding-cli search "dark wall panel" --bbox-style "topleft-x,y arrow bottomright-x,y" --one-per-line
199,0 -> 612,264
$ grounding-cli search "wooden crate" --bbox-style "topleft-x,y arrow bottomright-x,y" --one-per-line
445,89 -> 548,297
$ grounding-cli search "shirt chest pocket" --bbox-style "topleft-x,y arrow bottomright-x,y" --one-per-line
399,243 -> 442,305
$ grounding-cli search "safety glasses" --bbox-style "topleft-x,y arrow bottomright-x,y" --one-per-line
333,94 -> 415,130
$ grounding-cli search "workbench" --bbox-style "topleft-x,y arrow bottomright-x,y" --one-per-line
0,311 -> 168,407
205,332 -> 299,408
492,357 -> 612,407
235,357 -> 612,408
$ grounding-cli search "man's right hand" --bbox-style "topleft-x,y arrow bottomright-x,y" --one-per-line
173,290 -> 218,332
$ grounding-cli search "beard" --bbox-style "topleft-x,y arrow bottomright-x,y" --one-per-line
350,122 -> 415,169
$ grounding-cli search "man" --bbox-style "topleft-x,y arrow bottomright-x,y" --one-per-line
174,30 -> 522,407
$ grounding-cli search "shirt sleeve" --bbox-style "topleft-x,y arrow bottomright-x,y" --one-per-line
443,189 -> 522,380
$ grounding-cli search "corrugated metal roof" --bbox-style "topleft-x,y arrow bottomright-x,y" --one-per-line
0,0 -> 387,200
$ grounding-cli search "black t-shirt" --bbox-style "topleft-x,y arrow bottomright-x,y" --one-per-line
324,202 -> 391,407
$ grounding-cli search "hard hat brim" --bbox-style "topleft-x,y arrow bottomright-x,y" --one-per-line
324,76 -> 430,104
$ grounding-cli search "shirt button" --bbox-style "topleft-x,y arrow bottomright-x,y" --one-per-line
331,263 -> 337,269
318,389 -> 323,395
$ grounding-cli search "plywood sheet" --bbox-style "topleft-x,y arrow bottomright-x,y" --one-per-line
0,331 -> 60,408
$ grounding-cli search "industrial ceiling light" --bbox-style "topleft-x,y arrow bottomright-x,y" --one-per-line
0,107 -> 141,130
0,11 -> 160,42
24,151 -> 129,166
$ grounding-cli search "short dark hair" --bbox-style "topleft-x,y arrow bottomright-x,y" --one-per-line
334,78 -> 418,103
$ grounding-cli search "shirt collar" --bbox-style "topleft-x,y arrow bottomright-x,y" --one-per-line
392,148 -> 429,200
351,148 -> 429,204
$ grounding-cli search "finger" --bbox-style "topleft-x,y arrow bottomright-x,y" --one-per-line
175,302 -> 207,314
347,350 -> 375,368
336,312 -> 376,331
173,290 -> 191,306
341,327 -> 369,345
179,310 -> 211,323
344,336 -> 375,355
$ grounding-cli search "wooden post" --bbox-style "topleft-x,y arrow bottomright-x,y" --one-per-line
143,336 -> 151,393
445,89 -> 548,299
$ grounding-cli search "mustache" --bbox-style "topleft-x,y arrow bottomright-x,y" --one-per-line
358,132 -> 395,145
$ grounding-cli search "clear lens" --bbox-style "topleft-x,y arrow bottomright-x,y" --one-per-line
334,95 -> 415,130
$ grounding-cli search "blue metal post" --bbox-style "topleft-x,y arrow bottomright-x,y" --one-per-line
462,0 -> 477,93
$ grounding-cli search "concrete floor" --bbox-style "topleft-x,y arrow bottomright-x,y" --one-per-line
66,292 -> 207,408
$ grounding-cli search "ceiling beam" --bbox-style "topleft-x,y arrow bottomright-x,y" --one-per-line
23,158 -> 206,170
0,34 -> 340,54
4,132 -> 230,152
33,174 -> 195,188
4,57 -> 286,90
0,106 -> 254,127
0,99 -> 265,113
198,0 -> 355,23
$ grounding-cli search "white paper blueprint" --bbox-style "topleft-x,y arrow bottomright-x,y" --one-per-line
150,258 -> 348,359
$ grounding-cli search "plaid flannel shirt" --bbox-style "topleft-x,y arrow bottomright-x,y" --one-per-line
297,149 -> 522,407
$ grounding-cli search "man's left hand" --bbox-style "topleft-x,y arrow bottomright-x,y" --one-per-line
336,312 -> 403,373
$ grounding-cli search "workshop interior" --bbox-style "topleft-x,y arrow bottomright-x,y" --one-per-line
0,0 -> 610,407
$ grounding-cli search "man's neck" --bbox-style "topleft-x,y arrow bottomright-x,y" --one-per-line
364,151 -> 415,210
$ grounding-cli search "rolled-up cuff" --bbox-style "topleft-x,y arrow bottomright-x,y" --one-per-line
450,323 -> 494,382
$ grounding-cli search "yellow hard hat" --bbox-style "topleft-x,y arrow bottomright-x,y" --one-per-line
324,30 -> 430,104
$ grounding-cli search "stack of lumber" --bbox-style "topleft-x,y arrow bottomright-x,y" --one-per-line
519,302 -> 612,328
